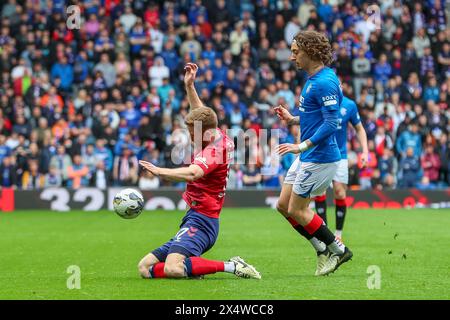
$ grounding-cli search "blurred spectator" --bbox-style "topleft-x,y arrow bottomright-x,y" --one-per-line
113,146 -> 139,186
421,145 -> 441,183
49,145 -> 72,186
396,122 -> 422,158
66,154 -> 89,189
94,139 -> 113,172
94,54 -> 116,88
149,57 -> 170,88
90,160 -> 111,190
50,56 -> 73,92
227,163 -> 244,190
22,160 -> 45,190
45,166 -> 62,188
242,163 -> 261,188
377,148 -> 397,189
398,147 -> 421,188
0,156 -> 16,187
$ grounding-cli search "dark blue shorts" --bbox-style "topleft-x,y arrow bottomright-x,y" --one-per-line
151,209 -> 219,261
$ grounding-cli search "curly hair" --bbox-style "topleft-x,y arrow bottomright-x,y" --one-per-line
293,30 -> 334,66
184,106 -> 218,131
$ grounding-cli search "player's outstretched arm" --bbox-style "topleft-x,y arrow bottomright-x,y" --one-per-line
184,63 -> 205,110
139,160 -> 204,183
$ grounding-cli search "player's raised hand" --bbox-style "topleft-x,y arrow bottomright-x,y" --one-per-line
184,63 -> 198,86
276,143 -> 301,156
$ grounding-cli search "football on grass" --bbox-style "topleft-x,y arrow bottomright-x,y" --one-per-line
113,188 -> 144,219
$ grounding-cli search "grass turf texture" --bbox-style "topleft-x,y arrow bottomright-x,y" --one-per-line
1,208 -> 449,300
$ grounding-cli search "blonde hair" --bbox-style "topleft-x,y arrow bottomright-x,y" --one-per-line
184,106 -> 218,131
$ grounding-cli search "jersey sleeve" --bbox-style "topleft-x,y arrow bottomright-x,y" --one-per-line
308,80 -> 340,145
350,102 -> 362,126
314,80 -> 341,112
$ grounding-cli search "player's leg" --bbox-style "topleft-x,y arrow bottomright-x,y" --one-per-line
138,238 -> 172,278
290,162 -> 352,275
278,183 -> 327,253
314,194 -> 328,224
333,181 -> 348,240
149,210 -> 261,279
277,158 -> 327,255
332,159 -> 349,240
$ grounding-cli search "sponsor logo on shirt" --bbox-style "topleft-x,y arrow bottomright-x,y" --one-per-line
299,96 -> 305,111
322,95 -> 338,101
324,99 -> 337,106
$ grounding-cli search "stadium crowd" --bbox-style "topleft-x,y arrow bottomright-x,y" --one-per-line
0,0 -> 449,191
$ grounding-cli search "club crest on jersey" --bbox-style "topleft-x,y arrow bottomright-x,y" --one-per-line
305,84 -> 312,94
340,108 -> 347,116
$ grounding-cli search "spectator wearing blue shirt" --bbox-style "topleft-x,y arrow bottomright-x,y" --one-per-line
94,139 -> 113,172
0,135 -> 11,164
396,122 -> 423,158
224,93 -> 247,117
224,69 -> 240,92
188,0 -> 208,25
129,20 -> 147,57
212,58 -> 228,84
121,100 -> 141,129
73,51 -> 91,83
0,156 -> 16,187
317,0 -> 334,28
423,76 -> 440,102
160,39 -> 179,78
201,41 -> 218,65
157,78 -> 175,106
50,56 -> 73,91
374,53 -> 392,88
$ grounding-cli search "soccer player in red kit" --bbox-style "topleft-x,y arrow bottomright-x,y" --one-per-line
138,63 -> 261,280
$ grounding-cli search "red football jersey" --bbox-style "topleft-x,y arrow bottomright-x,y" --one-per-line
182,129 -> 234,218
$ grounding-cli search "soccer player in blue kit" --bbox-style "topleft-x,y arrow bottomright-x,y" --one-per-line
275,30 -> 353,276
276,95 -> 368,272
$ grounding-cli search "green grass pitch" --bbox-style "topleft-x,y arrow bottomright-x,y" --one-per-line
1,208 -> 449,300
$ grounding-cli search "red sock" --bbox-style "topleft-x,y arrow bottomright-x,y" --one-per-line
314,194 -> 327,202
304,214 -> 324,235
185,257 -> 224,277
149,262 -> 167,278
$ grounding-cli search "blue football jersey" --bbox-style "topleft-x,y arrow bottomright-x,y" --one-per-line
335,96 -> 362,159
298,67 -> 342,163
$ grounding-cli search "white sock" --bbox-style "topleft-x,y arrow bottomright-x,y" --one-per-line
310,238 -> 327,253
224,261 -> 236,273
328,238 -> 345,255
335,230 -> 342,238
